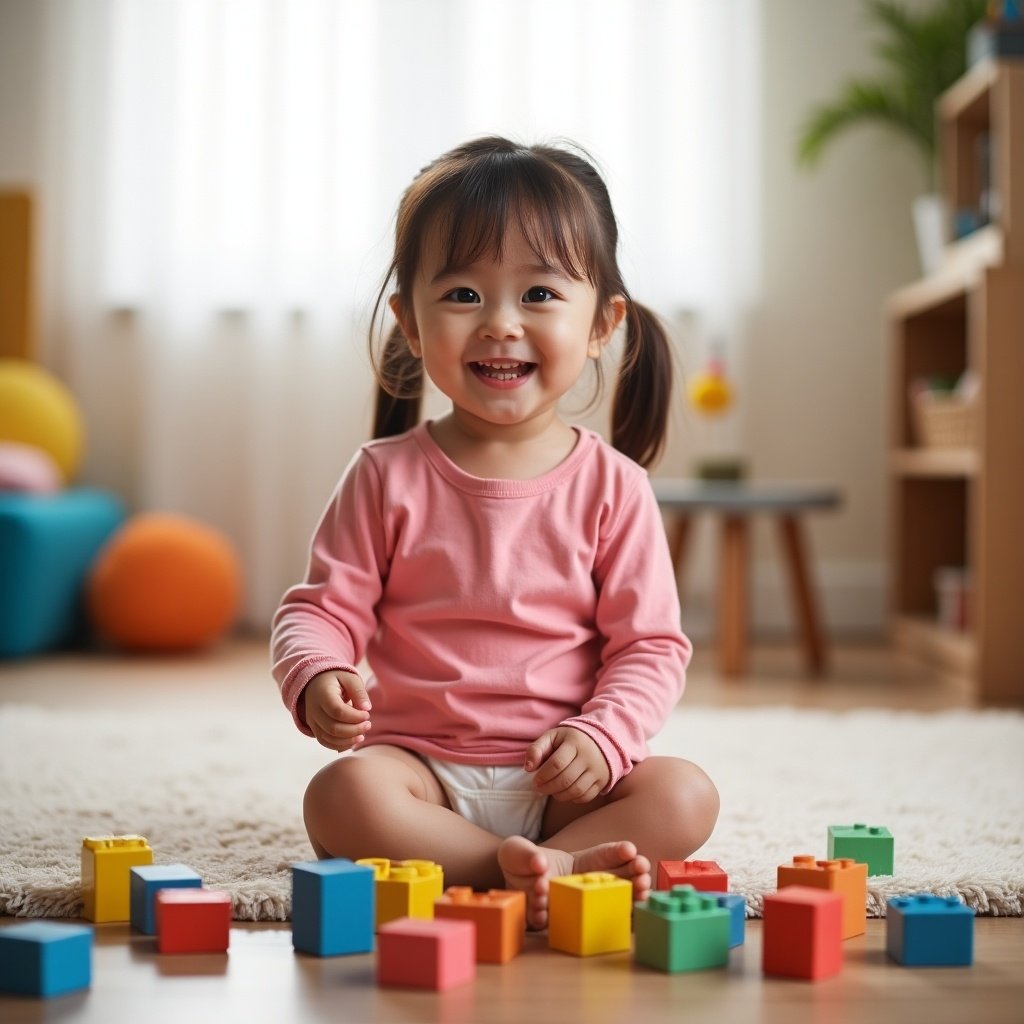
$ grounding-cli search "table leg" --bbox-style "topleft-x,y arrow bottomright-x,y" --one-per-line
777,514 -> 827,676
719,516 -> 748,677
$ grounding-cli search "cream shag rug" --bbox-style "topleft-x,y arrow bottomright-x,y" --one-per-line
1,704 -> 1021,920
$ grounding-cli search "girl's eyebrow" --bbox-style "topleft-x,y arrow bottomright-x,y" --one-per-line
430,261 -> 570,285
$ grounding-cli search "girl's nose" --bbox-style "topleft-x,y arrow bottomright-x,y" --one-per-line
479,303 -> 524,341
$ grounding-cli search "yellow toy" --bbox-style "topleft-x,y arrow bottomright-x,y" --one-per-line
687,355 -> 734,416
547,871 -> 632,957
80,835 -> 154,923
0,358 -> 83,482
356,858 -> 444,928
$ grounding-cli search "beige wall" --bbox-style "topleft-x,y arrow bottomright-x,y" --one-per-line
0,0 -> 935,639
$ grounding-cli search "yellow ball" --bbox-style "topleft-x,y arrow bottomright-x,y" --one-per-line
687,369 -> 734,415
0,359 -> 84,482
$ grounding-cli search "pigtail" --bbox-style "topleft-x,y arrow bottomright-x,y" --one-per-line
611,299 -> 673,469
372,323 -> 423,440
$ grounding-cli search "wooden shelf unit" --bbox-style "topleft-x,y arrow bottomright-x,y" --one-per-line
888,60 -> 1024,705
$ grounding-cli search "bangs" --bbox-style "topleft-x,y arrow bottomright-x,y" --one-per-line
424,156 -> 598,284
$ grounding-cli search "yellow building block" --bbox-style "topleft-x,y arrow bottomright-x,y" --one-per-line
356,858 -> 443,928
548,872 -> 632,956
777,855 -> 867,939
81,835 -> 154,922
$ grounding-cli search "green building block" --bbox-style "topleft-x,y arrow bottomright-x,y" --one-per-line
828,824 -> 894,876
634,885 -> 730,973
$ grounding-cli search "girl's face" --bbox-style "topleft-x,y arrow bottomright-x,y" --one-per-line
393,224 -> 625,440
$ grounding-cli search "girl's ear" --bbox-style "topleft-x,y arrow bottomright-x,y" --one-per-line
388,294 -> 422,358
588,295 -> 627,358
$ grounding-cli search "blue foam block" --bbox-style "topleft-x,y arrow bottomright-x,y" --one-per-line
130,864 -> 204,935
886,894 -> 974,966
0,921 -> 93,997
703,891 -> 746,947
292,859 -> 375,956
0,489 -> 125,657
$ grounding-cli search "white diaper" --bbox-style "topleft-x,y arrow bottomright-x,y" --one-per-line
418,755 -> 548,842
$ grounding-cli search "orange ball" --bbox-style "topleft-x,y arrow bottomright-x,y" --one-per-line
88,513 -> 242,651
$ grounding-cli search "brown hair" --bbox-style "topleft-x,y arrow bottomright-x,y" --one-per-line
370,136 -> 673,468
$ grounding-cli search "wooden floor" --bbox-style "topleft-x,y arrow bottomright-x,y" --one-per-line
1,637 -> 1021,1022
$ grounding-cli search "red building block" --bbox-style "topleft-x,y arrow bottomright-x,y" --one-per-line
156,889 -> 231,954
434,887 -> 526,963
762,886 -> 843,981
377,917 -> 476,991
656,859 -> 728,893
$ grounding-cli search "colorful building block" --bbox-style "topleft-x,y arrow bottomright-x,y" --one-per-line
130,864 -> 202,935
434,887 -> 526,963
886,894 -> 975,966
356,858 -> 443,928
377,917 -> 476,991
80,835 -> 154,922
634,885 -> 731,972
656,859 -> 728,892
777,856 -> 867,939
0,922 -> 92,998
762,886 -> 843,981
291,858 -> 375,956
155,888 -> 231,953
548,872 -> 632,957
827,823 -> 894,876
702,890 -> 746,947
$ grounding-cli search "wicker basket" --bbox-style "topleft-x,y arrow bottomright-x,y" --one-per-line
912,391 -> 976,449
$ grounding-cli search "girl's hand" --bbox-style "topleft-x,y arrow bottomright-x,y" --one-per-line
524,727 -> 610,803
300,670 -> 372,753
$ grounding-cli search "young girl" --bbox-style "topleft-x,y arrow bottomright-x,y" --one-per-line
272,136 -> 719,928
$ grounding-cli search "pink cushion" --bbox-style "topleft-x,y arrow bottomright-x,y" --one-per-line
0,441 -> 63,494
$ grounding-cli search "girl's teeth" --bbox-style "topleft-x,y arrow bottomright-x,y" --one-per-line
475,361 -> 530,380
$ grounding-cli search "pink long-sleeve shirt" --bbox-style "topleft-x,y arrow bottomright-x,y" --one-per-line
271,422 -> 691,790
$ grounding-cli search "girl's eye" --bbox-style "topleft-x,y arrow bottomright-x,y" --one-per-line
445,287 -> 479,303
524,286 -> 555,303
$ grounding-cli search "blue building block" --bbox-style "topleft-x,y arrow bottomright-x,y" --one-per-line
130,864 -> 203,935
702,891 -> 746,947
292,859 -> 375,956
0,921 -> 93,997
0,489 -> 125,657
886,894 -> 975,966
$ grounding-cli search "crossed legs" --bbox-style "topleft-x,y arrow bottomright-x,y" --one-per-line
302,745 -> 720,928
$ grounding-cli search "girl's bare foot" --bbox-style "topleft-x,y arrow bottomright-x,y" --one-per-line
497,835 -> 652,930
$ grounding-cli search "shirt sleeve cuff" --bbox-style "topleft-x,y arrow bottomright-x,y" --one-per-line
559,718 -> 633,794
281,657 -> 360,736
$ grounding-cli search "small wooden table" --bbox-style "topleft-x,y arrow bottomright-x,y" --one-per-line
652,480 -> 842,678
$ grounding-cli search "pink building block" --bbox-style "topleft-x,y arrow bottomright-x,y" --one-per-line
377,917 -> 476,991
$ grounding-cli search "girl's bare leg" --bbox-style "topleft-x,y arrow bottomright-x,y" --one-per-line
303,745 -> 506,889
498,757 -> 719,928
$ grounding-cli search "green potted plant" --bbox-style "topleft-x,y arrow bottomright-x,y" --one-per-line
796,0 -> 988,274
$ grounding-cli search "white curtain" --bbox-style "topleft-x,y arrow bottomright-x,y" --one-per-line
39,0 -> 760,627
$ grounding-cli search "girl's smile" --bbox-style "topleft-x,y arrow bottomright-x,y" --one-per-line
469,359 -> 536,387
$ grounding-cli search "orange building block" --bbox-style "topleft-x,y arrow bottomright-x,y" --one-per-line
656,859 -> 728,893
434,887 -> 526,963
777,856 -> 866,939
